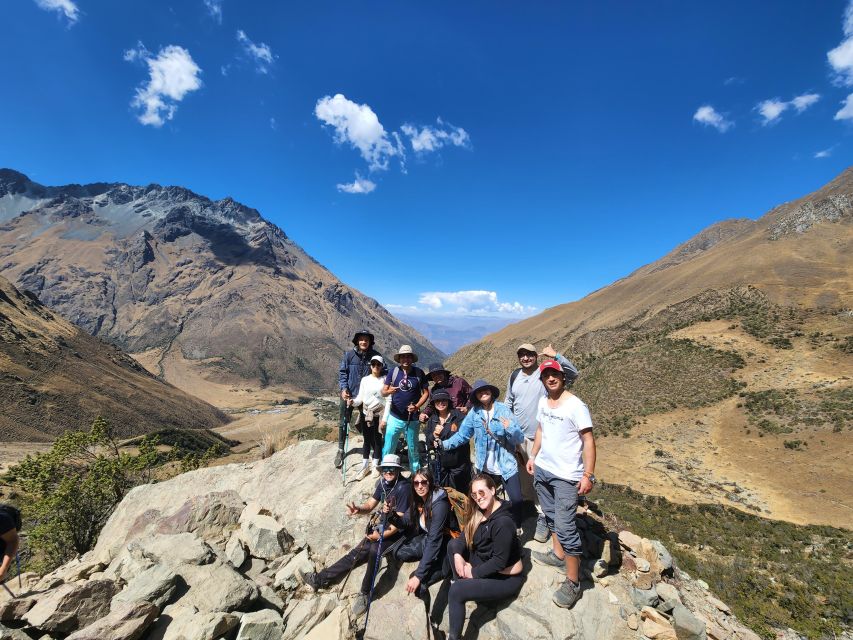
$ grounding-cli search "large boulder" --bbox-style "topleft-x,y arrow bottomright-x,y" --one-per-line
111,564 -> 178,612
147,604 -> 240,640
23,579 -> 118,634
65,600 -> 159,640
177,560 -> 259,612
235,609 -> 284,640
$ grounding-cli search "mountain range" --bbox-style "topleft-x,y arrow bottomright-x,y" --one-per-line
0,169 -> 442,406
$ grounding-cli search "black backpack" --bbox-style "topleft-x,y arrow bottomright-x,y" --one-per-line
0,504 -> 22,531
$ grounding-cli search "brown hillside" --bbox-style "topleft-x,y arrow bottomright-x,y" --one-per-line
0,274 -> 229,441
448,169 -> 853,527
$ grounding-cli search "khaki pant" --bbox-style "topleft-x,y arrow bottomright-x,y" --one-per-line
517,438 -> 542,513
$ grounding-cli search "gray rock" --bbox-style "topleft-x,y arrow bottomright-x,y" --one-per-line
177,560 -> 259,612
651,540 -> 674,574
240,513 -> 290,561
235,609 -> 284,640
631,586 -> 660,609
273,549 -> 313,591
225,532 -> 247,568
655,582 -> 681,604
0,622 -> 31,639
112,564 -> 177,612
66,600 -> 159,640
0,592 -> 39,622
147,604 -> 239,640
133,533 -> 215,566
24,579 -> 119,634
635,557 -> 651,572
592,559 -> 609,578
103,549 -> 155,583
282,595 -> 336,640
257,585 -> 285,613
672,604 -> 707,640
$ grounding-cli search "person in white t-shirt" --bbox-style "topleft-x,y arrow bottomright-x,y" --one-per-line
526,359 -> 597,610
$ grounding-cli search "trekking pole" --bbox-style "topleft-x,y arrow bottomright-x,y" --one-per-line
16,553 -> 21,590
357,510 -> 388,640
342,419 -> 349,486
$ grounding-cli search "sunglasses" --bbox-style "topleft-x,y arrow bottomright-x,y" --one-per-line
381,468 -> 398,474
470,490 -> 491,499
370,362 -> 383,367
413,480 -> 429,487
518,352 -> 537,358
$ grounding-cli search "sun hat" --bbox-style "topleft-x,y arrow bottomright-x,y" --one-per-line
430,388 -> 452,404
369,355 -> 384,366
379,454 -> 403,470
352,329 -> 375,346
470,379 -> 500,403
393,345 -> 418,363
427,362 -> 450,376
539,359 -> 564,376
516,343 -> 537,354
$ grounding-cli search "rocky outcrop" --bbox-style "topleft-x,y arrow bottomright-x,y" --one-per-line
0,169 -> 443,398
0,441 -> 763,639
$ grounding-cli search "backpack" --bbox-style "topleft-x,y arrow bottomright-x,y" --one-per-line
442,486 -> 469,538
509,367 -> 522,391
0,504 -> 22,531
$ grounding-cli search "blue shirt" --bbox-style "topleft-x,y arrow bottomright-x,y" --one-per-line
384,366 -> 428,420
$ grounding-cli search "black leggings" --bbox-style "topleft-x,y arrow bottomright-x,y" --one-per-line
317,534 -> 397,594
446,537 -> 524,638
362,417 -> 383,461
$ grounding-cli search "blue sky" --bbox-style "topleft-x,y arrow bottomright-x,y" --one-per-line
1,0 -> 851,321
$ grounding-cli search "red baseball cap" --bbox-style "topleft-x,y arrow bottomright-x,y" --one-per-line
539,360 -> 563,375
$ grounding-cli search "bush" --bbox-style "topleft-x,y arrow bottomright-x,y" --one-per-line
8,417 -> 159,572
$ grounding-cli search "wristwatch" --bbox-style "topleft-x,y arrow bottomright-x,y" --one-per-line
583,471 -> 597,485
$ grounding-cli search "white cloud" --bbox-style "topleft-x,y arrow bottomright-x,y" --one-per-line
236,29 -> 275,74
693,105 -> 733,132
203,0 -> 223,23
723,76 -> 745,86
828,1 -> 853,86
315,94 -> 403,171
835,93 -> 853,120
756,98 -> 788,125
413,290 -> 537,317
791,93 -> 820,112
124,43 -> 203,127
34,0 -> 79,25
814,147 -> 834,158
401,118 -> 471,153
269,117 -> 277,130
336,175 -> 376,194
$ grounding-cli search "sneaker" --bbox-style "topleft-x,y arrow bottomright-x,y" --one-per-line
552,579 -> 581,609
334,450 -> 343,468
356,464 -> 371,480
516,527 -> 524,538
351,592 -> 369,617
532,548 -> 565,570
371,464 -> 380,478
299,570 -> 322,591
534,514 -> 550,543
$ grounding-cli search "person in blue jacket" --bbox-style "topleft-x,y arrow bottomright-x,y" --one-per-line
337,329 -> 382,469
440,379 -> 526,529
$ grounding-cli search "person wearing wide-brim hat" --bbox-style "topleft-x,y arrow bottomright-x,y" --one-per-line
381,345 -> 429,473
424,388 -> 472,492
336,329 -> 382,469
439,379 -> 526,529
418,362 -> 473,424
300,454 -> 411,617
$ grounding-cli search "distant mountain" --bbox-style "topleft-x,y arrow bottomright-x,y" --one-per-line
394,314 -> 520,355
0,274 -> 228,440
0,169 -> 442,402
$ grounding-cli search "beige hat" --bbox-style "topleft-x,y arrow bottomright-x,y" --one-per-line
393,344 -> 418,363
516,342 -> 538,354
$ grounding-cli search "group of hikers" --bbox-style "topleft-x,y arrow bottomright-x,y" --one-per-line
301,330 -> 597,639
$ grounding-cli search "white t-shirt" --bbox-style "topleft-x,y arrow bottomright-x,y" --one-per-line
535,394 -> 592,481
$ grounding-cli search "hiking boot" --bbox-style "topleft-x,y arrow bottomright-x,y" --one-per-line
532,548 -> 565,570
351,592 -> 369,617
552,578 -> 581,608
299,570 -> 322,591
534,514 -> 550,543
334,449 -> 343,468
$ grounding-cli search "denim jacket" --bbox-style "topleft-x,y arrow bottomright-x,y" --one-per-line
442,401 -> 524,479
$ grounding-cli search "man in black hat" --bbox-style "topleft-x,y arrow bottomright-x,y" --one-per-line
418,363 -> 472,423
337,330 -> 382,469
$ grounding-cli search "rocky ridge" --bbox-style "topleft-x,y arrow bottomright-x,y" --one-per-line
1,441 -> 770,640
0,169 -> 442,402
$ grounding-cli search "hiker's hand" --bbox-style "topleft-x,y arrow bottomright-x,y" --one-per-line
433,438 -> 442,450
379,420 -> 386,433
500,417 -> 510,430
526,458 -> 535,475
381,502 -> 392,514
387,386 -> 399,394
341,389 -> 351,401
419,412 -> 429,423
541,344 -> 556,358
456,405 -> 468,415
407,402 -> 417,414
346,501 -> 360,516
578,476 -> 593,496
366,531 -> 380,542
432,426 -> 442,438
405,575 -> 421,594
463,562 -> 474,579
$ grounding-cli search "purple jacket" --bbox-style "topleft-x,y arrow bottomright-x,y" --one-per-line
423,375 -> 472,419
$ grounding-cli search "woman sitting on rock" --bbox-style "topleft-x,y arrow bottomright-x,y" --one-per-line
445,473 -> 524,640
386,468 -> 452,598
439,379 -> 526,529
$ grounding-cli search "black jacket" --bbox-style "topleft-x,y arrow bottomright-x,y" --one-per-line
397,489 -> 451,581
425,409 -> 470,470
470,500 -> 521,578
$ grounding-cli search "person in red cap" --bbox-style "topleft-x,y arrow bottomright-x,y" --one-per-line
526,359 -> 596,610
